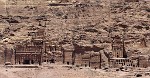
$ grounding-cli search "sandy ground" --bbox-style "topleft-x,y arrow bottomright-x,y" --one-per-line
0,64 -> 149,78
0,64 -> 124,78
0,64 -> 128,78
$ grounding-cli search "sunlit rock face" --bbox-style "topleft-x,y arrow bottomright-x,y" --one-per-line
0,0 -> 149,70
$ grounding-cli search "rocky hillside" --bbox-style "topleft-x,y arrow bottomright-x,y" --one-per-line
0,0 -> 149,56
